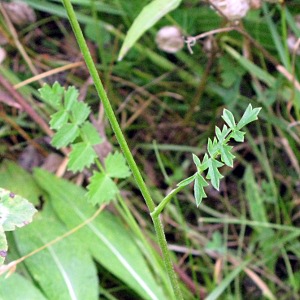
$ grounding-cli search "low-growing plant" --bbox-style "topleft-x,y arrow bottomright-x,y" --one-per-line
0,0 -> 266,298
36,81 -> 260,299
26,1 -> 261,298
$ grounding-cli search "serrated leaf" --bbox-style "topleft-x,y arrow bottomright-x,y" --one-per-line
68,142 -> 98,172
0,188 -> 37,231
118,0 -> 182,60
220,144 -> 235,167
0,227 -> 7,265
86,172 -> 119,205
80,122 -> 102,145
177,173 -> 196,187
51,123 -> 79,148
194,173 -> 209,207
49,110 -> 69,130
206,158 -> 224,190
222,108 -> 236,129
231,130 -> 245,142
105,151 -> 131,179
71,101 -> 91,126
39,82 -> 63,110
64,86 -> 78,110
237,104 -> 261,129
192,154 -> 201,168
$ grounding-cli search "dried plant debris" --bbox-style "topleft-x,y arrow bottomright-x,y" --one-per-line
2,1 -> 36,26
210,0 -> 251,21
287,15 -> 300,56
155,26 -> 184,53
209,0 -> 284,21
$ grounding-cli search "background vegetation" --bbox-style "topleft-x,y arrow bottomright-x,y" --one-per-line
0,0 -> 300,299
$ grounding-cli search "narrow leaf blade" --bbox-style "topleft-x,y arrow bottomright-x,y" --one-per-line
0,273 -> 47,300
33,169 -> 168,300
14,206 -> 98,300
118,0 -> 182,60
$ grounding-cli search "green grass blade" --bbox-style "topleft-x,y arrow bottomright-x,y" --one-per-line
205,262 -> 247,300
224,45 -> 275,87
118,0 -> 182,60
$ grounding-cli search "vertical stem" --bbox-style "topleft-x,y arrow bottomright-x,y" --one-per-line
152,215 -> 183,299
62,0 -> 155,213
61,1 -> 183,298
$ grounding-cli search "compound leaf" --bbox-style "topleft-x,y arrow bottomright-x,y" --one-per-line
68,142 -> 98,172
207,137 -> 219,157
222,109 -> 236,129
86,172 -> 119,205
206,158 -> 224,190
80,122 -> 102,145
215,125 -> 230,142
105,151 -> 131,179
200,153 -> 210,172
194,173 -> 209,207
231,130 -> 245,142
64,86 -> 78,110
237,104 -> 261,129
220,144 -> 235,167
51,123 -> 79,148
49,110 -> 69,130
192,154 -> 201,168
71,101 -> 91,126
39,82 -> 63,110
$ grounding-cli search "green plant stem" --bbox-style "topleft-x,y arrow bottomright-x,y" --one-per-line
61,1 -> 183,298
61,0 -> 155,213
151,186 -> 185,218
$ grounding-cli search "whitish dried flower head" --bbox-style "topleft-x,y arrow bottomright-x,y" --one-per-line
210,0 -> 250,21
287,15 -> 300,56
155,26 -> 184,53
3,1 -> 36,26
